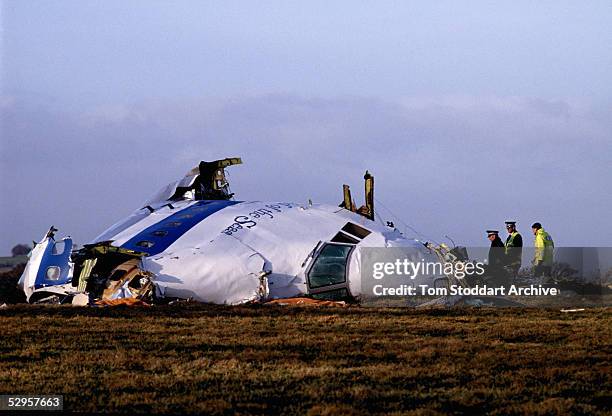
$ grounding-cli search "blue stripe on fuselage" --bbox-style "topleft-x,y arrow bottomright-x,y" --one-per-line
120,200 -> 240,256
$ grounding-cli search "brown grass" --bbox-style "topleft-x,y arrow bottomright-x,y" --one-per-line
0,305 -> 610,415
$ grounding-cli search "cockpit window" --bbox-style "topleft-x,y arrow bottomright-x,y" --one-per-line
331,232 -> 359,244
307,244 -> 352,289
46,266 -> 61,281
341,222 -> 371,239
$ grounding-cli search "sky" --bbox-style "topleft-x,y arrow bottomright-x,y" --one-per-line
1,0 -> 611,255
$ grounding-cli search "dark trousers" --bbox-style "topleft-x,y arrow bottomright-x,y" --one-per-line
534,264 -> 552,279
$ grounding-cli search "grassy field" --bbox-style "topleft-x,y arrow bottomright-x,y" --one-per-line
0,305 -> 610,415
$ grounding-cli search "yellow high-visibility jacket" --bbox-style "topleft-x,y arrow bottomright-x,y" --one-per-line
534,228 -> 554,266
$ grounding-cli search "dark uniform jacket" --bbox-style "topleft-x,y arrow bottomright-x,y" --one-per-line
488,236 -> 506,268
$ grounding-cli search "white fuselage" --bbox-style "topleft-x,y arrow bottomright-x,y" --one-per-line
90,199 -> 435,304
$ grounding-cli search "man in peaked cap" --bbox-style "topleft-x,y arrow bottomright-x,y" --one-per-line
504,221 -> 523,282
486,230 -> 508,287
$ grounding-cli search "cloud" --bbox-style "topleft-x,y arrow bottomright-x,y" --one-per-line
1,93 -> 611,254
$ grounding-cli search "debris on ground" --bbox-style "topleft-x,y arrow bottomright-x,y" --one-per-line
94,298 -> 151,307
265,297 -> 348,307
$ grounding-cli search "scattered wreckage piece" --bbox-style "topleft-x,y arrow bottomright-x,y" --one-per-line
18,227 -> 76,304
265,297 -> 348,307
74,242 -> 154,303
19,232 -> 155,305
94,298 -> 151,307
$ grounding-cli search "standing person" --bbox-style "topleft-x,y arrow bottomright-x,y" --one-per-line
531,222 -> 554,282
504,221 -> 523,281
486,230 -> 507,287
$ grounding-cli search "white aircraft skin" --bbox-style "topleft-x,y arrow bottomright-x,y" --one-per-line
19,164 -> 438,304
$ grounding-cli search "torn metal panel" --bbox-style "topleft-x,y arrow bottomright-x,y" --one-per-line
18,228 -> 75,302
357,171 -> 374,220
101,258 -> 154,301
71,243 -> 151,303
143,157 -> 242,206
148,234 -> 272,304
341,171 -> 374,220
77,258 -> 97,292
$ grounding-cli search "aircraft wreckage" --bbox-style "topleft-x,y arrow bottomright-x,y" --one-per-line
19,158 -> 470,305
